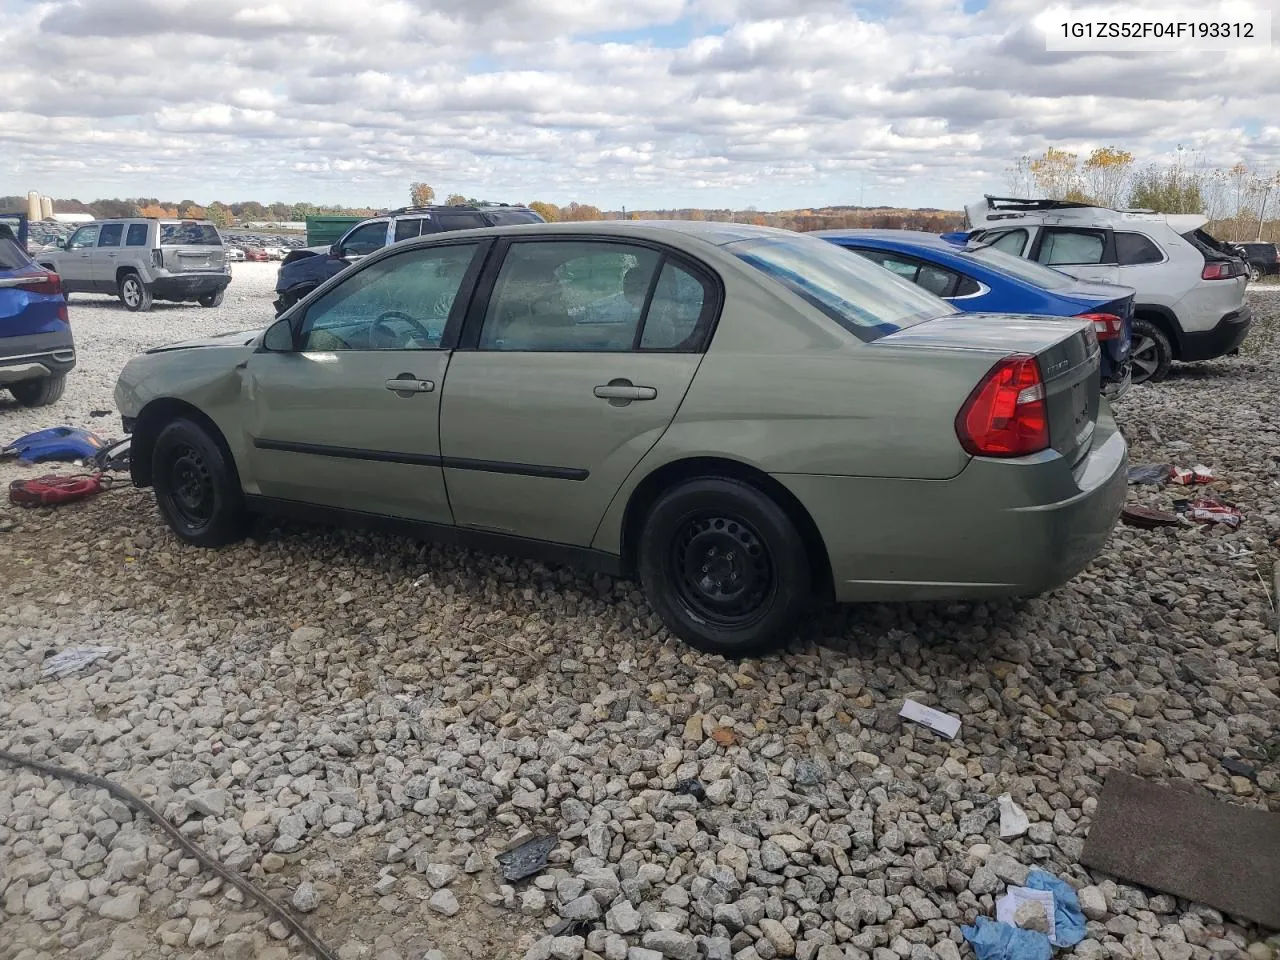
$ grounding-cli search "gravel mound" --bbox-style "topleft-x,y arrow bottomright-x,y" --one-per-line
1,285 -> 1277,960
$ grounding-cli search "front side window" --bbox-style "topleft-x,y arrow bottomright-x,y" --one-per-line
67,225 -> 100,250
126,223 -> 149,246
160,222 -> 221,246
298,243 -> 479,352
984,229 -> 1029,256
479,241 -> 661,352
97,223 -> 124,247
1115,232 -> 1164,265
730,234 -> 948,341
339,221 -> 389,257
1037,229 -> 1107,265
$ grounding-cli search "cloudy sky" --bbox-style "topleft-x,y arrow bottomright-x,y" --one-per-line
2,0 -> 1277,210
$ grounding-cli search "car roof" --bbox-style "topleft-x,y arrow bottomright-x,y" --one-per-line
395,218 -> 796,247
814,229 -> 956,249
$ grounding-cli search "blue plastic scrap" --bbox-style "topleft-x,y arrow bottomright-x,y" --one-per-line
1025,870 -> 1087,947
962,917 -> 1052,960
1,427 -> 106,465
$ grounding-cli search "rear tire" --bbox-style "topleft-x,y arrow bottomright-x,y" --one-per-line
1130,317 -> 1172,384
152,418 -> 247,547
10,374 -> 66,407
198,289 -> 226,308
637,477 -> 812,657
118,272 -> 153,312
1248,264 -> 1262,283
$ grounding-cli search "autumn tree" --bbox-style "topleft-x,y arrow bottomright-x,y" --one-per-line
205,202 -> 233,227
137,203 -> 177,218
179,204 -> 207,220
445,193 -> 467,206
528,201 -> 560,222
561,202 -> 603,221
410,182 -> 435,207
1081,147 -> 1134,208
1029,148 -> 1081,200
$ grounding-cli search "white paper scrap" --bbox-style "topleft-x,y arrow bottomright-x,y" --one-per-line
42,646 -> 118,679
996,886 -> 1058,944
898,699 -> 961,739
998,793 -> 1030,838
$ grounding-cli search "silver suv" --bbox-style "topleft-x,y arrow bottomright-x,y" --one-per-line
38,218 -> 230,312
963,197 -> 1251,383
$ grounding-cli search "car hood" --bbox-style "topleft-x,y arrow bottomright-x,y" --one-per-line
145,328 -> 265,354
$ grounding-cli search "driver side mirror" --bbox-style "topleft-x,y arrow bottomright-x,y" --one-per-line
55,238 -> 67,249
262,317 -> 297,352
329,243 -> 342,257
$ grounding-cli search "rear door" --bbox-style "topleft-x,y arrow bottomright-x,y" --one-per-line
157,222 -> 226,275
439,237 -> 719,546
92,222 -> 125,292
1031,227 -> 1119,284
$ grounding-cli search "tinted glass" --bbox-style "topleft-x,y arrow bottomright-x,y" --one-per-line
479,241 -> 660,351
126,223 -> 149,246
916,263 -> 957,297
393,219 -> 423,242
97,223 -> 124,247
730,234 -> 947,341
340,222 -> 389,256
160,223 -> 220,246
963,245 -> 1075,289
0,238 -> 29,270
987,229 -> 1028,256
437,213 -> 487,230
1038,229 -> 1106,265
1115,232 -> 1164,265
953,274 -> 982,297
485,209 -> 543,226
67,225 -> 100,250
639,261 -> 711,350
300,243 -> 478,351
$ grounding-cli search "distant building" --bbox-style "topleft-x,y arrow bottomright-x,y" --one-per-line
51,212 -> 94,223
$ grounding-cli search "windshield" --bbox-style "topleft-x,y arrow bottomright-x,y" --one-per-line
160,222 -> 221,246
729,234 -> 950,340
961,245 -> 1075,290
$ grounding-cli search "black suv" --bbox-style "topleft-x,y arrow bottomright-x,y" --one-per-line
1237,242 -> 1278,282
274,203 -> 544,314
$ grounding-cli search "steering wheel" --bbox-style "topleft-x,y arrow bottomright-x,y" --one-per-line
370,310 -> 435,348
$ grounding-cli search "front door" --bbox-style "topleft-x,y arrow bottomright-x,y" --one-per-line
59,224 -> 100,292
440,238 -> 717,546
244,241 -> 484,524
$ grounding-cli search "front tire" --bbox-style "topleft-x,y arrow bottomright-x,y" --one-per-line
152,419 -> 247,547
637,477 -> 812,657
10,374 -> 66,407
1130,317 -> 1172,384
119,272 -> 153,312
198,288 -> 226,308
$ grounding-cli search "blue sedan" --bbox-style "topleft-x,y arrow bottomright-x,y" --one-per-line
817,230 -> 1134,399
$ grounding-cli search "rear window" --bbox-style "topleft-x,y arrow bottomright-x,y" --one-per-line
160,222 -> 221,246
961,245 -> 1075,289
0,237 -> 31,270
730,234 -> 950,341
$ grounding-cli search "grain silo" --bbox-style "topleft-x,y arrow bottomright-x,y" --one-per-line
40,196 -> 53,219
27,191 -> 40,220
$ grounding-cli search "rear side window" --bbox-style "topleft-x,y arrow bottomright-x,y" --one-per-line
126,223 -> 149,246
1037,228 -> 1107,265
160,222 -> 221,246
393,219 -> 423,242
437,213 -> 487,231
0,238 -> 29,270
485,209 -> 544,226
844,247 -> 960,298
98,223 -> 123,247
986,229 -> 1029,256
731,234 -> 949,341
1115,232 -> 1163,265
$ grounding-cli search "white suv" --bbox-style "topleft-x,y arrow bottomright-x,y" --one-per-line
961,197 -> 1251,383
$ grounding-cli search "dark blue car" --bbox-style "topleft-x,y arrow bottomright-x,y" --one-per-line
817,230 -> 1134,399
1,215 -> 75,407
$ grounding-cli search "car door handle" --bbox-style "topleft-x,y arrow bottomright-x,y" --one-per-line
594,380 -> 657,402
385,377 -> 434,393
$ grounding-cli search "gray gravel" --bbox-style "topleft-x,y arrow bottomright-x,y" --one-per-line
1,283 -> 1278,960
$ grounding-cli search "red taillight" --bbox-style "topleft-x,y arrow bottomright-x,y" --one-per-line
955,354 -> 1050,457
1077,312 -> 1123,341
17,272 -> 62,297
1201,262 -> 1234,280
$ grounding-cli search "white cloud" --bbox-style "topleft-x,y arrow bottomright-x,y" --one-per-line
2,0 -> 1276,209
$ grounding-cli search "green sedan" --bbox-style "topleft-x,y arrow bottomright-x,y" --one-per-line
115,221 -> 1127,656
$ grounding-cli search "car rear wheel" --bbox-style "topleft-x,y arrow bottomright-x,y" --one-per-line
198,289 -> 225,308
1130,317 -> 1172,384
1248,264 -> 1262,283
118,272 -> 153,312
153,418 -> 247,547
10,374 -> 66,407
637,477 -> 812,657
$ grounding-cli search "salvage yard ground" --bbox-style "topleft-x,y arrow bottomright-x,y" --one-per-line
1,266 -> 1278,960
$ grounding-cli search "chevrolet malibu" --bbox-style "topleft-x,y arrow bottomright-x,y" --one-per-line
115,221 -> 1127,656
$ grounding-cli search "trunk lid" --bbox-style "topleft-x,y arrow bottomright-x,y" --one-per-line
158,221 -> 226,273
879,312 -> 1102,466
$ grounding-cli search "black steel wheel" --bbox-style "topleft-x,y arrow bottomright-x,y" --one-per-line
671,512 -> 775,630
153,418 -> 247,546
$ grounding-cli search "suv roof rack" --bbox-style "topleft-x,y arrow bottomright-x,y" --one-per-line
385,202 -> 525,217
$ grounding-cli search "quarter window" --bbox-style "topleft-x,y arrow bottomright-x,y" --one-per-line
1115,232 -> 1164,265
298,243 -> 479,351
97,223 -> 124,247
1037,229 -> 1107,265
986,229 -> 1029,256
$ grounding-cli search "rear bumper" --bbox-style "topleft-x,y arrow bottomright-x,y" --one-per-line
0,331 -> 76,384
150,273 -> 231,301
777,403 -> 1128,602
1179,306 -> 1251,362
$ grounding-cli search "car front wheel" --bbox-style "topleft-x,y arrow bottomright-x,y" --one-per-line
637,477 -> 812,657
118,272 -> 153,312
1129,317 -> 1172,384
152,418 -> 247,547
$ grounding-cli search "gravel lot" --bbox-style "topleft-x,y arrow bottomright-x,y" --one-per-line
1,271 -> 1278,960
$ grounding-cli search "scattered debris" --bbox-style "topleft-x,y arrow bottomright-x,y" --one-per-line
1171,464 -> 1215,485
1120,505 -> 1180,529
1,426 -> 108,464
1023,870 -> 1086,946
1126,463 -> 1171,485
10,473 -> 113,507
1175,497 -> 1242,527
997,794 -> 1029,838
41,646 -> 118,679
89,409 -> 112,417
999,890 -> 1054,938
962,916 -> 1051,960
674,778 -> 706,801
710,726 -> 737,746
899,699 -> 961,739
495,834 -> 558,882
1220,757 -> 1258,783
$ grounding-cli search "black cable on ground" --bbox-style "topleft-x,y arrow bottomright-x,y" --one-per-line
0,745 -> 338,960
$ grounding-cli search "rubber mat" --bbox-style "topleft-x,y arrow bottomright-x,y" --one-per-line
1081,772 -> 1280,929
